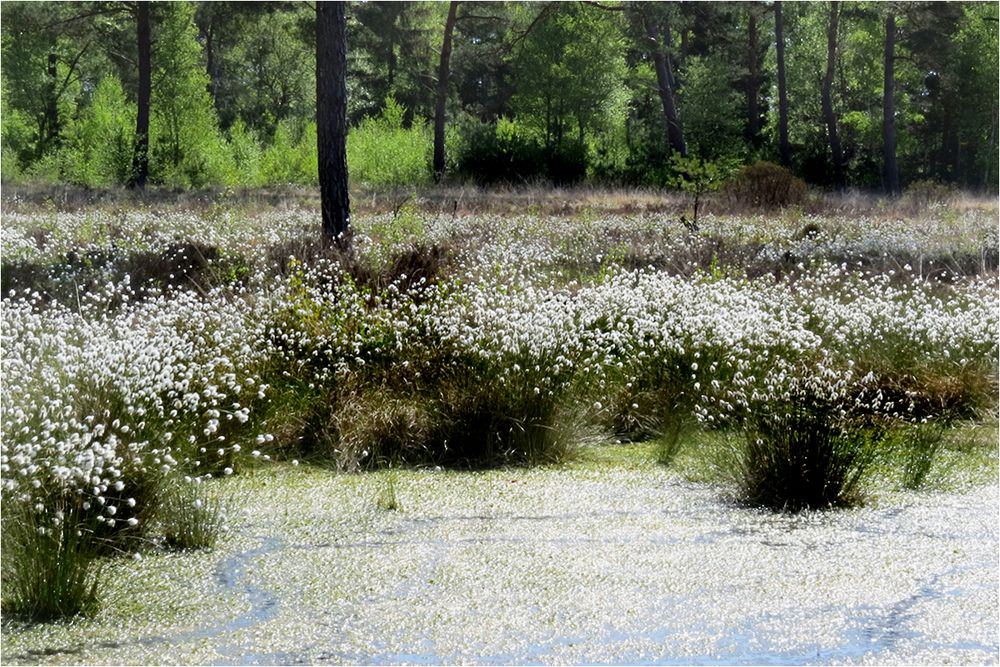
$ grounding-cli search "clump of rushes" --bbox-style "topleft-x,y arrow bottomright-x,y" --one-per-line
158,478 -> 228,551
727,390 -> 882,511
894,419 -> 948,490
376,469 -> 402,511
1,496 -> 104,621
427,362 -> 584,466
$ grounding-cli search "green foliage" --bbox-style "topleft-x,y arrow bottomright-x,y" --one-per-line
225,119 -> 265,187
348,2 -> 442,124
370,199 -> 427,247
510,4 -> 628,146
0,0 -> 996,191
149,3 -> 231,188
221,6 -> 315,137
453,115 -> 545,185
507,3 -> 628,184
669,155 -> 734,195
259,120 -> 318,185
61,76 -> 136,187
678,55 -> 744,161
347,96 -> 432,188
668,155 -> 735,226
0,77 -> 33,182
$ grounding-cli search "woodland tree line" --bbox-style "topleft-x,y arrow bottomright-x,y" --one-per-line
1,1 -> 997,194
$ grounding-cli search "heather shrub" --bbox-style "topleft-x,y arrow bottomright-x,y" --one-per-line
901,179 -> 955,210
724,160 -> 806,210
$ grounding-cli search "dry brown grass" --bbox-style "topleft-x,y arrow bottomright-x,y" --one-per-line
2,181 -> 995,221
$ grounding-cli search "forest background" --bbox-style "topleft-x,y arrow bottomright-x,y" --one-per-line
0,1 -> 997,194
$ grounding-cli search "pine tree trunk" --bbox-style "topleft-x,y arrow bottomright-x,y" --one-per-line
822,1 -> 845,189
317,1 -> 351,248
433,1 -> 459,183
882,12 -> 899,196
775,1 -> 791,167
129,2 -> 151,190
42,52 -> 60,154
644,14 -> 686,156
746,10 -> 760,144
205,22 -> 217,105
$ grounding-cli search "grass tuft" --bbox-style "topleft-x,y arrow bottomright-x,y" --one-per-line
158,480 -> 228,551
726,393 -> 882,511
1,497 -> 103,621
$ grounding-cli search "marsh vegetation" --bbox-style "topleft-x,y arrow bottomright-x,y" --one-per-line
1,186 -> 996,630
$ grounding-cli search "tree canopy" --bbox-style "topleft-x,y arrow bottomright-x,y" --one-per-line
1,0 -> 996,192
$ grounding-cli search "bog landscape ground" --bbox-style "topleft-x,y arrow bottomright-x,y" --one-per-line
1,186 -> 997,664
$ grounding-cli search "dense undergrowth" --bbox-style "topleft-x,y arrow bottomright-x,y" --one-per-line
1,191 -> 997,620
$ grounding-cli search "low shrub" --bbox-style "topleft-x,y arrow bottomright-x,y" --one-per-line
347,97 -> 432,188
259,120 -> 317,185
427,361 -> 582,466
902,420 -> 945,489
454,117 -> 544,185
226,120 -> 265,187
316,385 -> 436,470
900,179 -> 955,210
273,352 -> 582,470
603,357 -> 698,466
724,160 -> 806,210
60,76 -> 136,188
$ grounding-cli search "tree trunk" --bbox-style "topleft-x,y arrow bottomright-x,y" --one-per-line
775,1 -> 791,167
42,51 -> 60,154
746,10 -> 760,145
822,1 -> 845,189
643,13 -> 686,156
983,105 -> 997,191
205,21 -> 217,105
433,1 -> 459,183
882,12 -> 899,196
129,2 -> 151,190
316,1 -> 351,249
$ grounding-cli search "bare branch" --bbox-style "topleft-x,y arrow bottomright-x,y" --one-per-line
43,5 -> 130,31
57,42 -> 91,97
502,3 -> 555,55
580,1 -> 626,12
455,14 -> 505,23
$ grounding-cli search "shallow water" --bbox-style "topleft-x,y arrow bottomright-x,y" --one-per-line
3,461 -> 997,665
